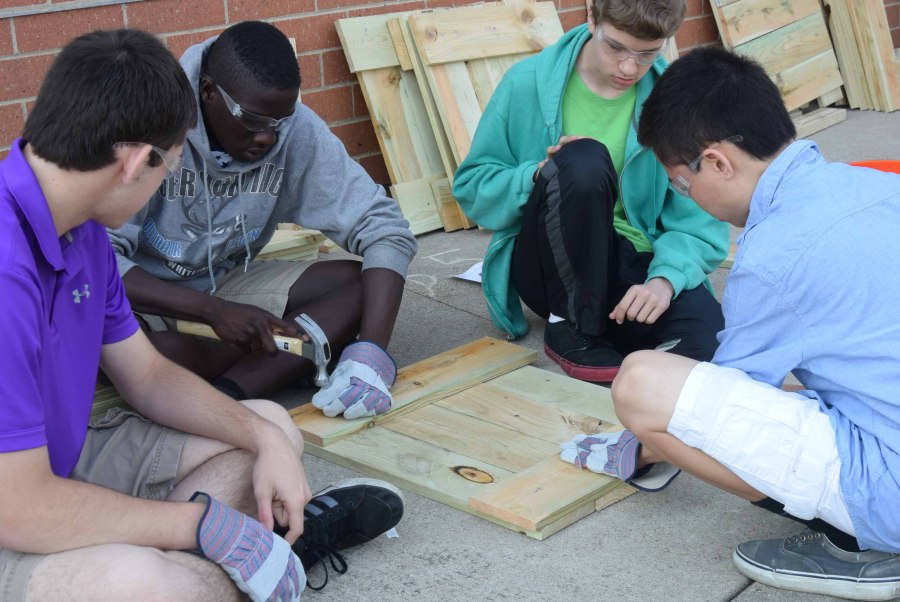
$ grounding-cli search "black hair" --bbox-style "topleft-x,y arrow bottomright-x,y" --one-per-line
638,46 -> 796,167
205,21 -> 300,91
23,29 -> 196,171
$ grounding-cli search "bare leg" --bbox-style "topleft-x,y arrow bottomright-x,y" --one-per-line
26,545 -> 240,602
611,350 -> 764,500
221,260 -> 365,397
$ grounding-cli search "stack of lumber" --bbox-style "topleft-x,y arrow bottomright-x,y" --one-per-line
255,224 -> 340,262
709,0 -> 847,136
822,0 -> 900,112
337,1 -> 565,236
291,337 -> 635,539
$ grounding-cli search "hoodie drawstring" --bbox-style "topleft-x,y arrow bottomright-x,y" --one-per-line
203,158 -> 217,295
238,171 -> 251,272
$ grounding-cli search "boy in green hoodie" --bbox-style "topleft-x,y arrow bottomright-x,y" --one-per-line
453,0 -> 728,383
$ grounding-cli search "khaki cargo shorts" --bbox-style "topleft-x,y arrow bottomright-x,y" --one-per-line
0,408 -> 187,601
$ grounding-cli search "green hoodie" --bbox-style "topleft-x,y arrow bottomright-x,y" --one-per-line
452,24 -> 729,340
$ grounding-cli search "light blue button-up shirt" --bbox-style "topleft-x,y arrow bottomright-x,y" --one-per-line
714,140 -> 900,552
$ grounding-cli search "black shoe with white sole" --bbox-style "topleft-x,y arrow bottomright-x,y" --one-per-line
734,529 -> 900,601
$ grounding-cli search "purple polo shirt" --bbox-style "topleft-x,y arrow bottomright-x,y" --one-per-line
0,139 -> 138,476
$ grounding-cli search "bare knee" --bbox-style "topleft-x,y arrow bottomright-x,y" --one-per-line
242,399 -> 304,455
612,350 -> 664,431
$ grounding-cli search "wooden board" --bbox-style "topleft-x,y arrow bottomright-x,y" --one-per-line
407,2 -> 564,172
336,11 -> 472,233
294,352 -> 635,539
710,0 -> 845,113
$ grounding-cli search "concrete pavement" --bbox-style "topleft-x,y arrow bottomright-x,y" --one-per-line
274,108 -> 900,602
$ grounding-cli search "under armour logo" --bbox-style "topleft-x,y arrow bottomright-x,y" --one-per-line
72,284 -> 90,304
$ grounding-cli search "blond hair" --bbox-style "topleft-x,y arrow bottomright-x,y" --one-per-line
589,0 -> 686,40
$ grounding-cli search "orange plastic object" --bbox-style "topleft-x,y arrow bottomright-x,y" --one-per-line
849,160 -> 900,174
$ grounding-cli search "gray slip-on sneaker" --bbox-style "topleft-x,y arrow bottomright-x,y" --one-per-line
734,529 -> 900,601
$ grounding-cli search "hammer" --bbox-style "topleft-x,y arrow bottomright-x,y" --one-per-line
174,313 -> 332,386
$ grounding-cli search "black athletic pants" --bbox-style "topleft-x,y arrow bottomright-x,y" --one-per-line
511,138 -> 723,361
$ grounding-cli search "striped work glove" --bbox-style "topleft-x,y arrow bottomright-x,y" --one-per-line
312,341 -> 397,420
192,492 -> 305,601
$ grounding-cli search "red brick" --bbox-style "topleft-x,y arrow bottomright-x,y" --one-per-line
15,6 -> 123,53
347,2 -> 422,19
299,53 -> 322,89
275,14 -> 341,53
886,3 -> 900,28
893,28 -> 900,48
0,53 -> 55,102
229,0 -> 315,22
322,49 -> 352,86
685,0 -> 705,18
0,147 -> 8,160
0,102 -> 24,147
0,0 -> 34,9
425,0 -> 474,9
675,14 -> 719,50
559,0 -> 585,13
317,0 -> 363,12
126,0 -> 225,35
331,118 -> 379,155
0,19 -> 11,55
165,28 -> 224,60
303,85 -> 354,123
358,153 -> 389,186
351,83 -> 367,118
560,9 -> 586,32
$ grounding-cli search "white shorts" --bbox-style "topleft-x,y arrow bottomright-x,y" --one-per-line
668,362 -> 854,534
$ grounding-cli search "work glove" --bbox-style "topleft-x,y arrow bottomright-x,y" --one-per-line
192,492 -> 305,602
311,341 -> 396,420
559,431 -> 681,492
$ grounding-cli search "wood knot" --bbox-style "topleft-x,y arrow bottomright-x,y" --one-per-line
425,25 -> 438,41
519,9 -> 535,24
451,466 -> 494,483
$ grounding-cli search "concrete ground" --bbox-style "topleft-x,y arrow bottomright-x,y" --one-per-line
274,109 -> 900,601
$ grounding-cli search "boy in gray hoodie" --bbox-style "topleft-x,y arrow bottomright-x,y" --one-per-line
108,21 -> 417,418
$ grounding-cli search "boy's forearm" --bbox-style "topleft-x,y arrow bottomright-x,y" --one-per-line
122,266 -> 223,322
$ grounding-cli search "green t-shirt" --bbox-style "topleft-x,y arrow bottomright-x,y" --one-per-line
561,71 -> 652,252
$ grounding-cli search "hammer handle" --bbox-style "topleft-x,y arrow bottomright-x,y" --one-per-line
174,320 -> 307,356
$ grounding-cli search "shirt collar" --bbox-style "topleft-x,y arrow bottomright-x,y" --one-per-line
2,138 -> 66,271
746,139 -> 819,231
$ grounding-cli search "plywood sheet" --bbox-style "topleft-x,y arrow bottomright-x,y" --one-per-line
293,340 -> 634,539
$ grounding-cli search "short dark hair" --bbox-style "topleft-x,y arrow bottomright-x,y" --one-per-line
638,46 -> 796,167
589,0 -> 686,40
23,29 -> 196,171
205,21 -> 300,91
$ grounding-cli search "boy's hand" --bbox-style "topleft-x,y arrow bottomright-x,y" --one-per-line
209,300 -> 303,356
534,135 -> 589,181
192,492 -> 305,601
609,277 -> 674,325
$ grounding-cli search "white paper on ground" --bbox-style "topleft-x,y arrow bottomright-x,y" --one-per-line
385,528 -> 399,539
453,260 -> 483,283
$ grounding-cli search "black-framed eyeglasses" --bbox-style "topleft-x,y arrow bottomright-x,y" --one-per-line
207,76 -> 293,133
595,26 -> 667,66
671,135 -> 744,198
114,141 -> 183,176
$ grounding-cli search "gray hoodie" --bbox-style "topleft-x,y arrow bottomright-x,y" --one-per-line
108,36 -> 416,293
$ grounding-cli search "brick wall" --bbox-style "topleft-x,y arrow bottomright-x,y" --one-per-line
886,0 -> 900,47
0,0 -> 722,173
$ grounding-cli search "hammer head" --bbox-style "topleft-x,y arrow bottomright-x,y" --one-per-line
294,313 -> 331,386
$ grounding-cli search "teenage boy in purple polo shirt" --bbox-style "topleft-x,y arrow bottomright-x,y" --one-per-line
0,29 -> 402,602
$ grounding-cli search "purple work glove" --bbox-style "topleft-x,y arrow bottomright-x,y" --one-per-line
192,492 -> 305,601
311,341 -> 397,420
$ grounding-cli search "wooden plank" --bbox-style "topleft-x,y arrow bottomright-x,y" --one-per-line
773,50 -> 843,111
430,177 -> 474,230
468,455 -> 624,531
91,384 -> 129,421
793,106 -> 847,138
384,403 -> 558,472
336,14 -> 400,72
850,0 -> 900,111
717,0 -> 820,47
407,2 -> 563,66
824,0 -> 872,109
435,380 -> 616,445
388,18 -> 413,71
291,337 -> 537,446
734,12 -> 833,76
390,177 -> 445,235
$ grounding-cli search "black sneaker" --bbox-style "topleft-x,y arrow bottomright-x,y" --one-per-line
734,529 -> 900,600
289,478 -> 404,590
543,320 -> 623,383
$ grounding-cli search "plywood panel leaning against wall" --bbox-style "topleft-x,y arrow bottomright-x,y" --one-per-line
290,338 -> 636,539
405,2 -> 565,181
709,0 -> 847,134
